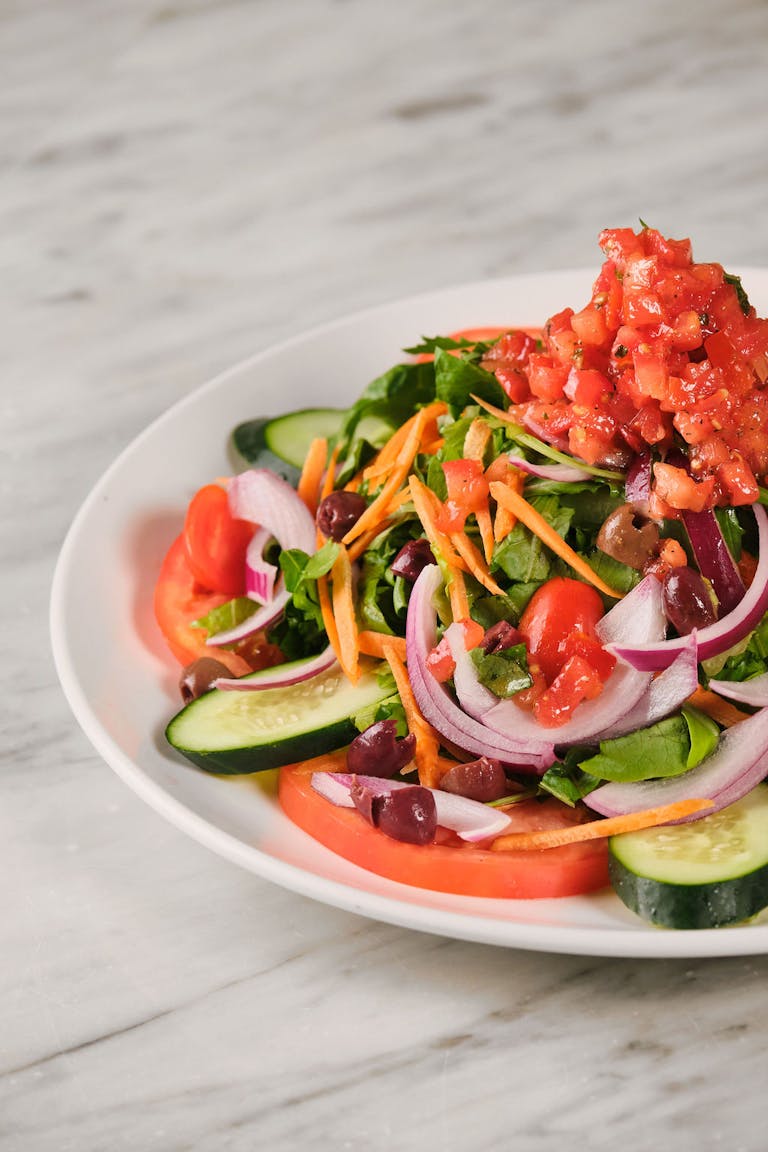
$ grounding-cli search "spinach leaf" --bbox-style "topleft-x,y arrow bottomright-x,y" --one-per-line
714,506 -> 744,561
705,609 -> 768,681
192,597 -> 258,637
539,750 -> 601,807
340,361 -> 436,441
267,543 -> 339,659
578,714 -> 695,783
433,346 -> 506,414
470,644 -> 531,698
582,551 -> 640,597
681,705 -> 719,768
492,495 -> 574,583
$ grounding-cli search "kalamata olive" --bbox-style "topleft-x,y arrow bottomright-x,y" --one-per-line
438,757 -> 508,802
390,538 -> 435,582
662,566 -> 717,634
479,620 -> 523,654
316,491 -> 367,541
179,657 -> 233,703
596,503 -> 660,570
354,785 -> 436,845
346,719 -> 416,778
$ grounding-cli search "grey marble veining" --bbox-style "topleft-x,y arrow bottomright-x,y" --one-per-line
4,0 -> 768,1148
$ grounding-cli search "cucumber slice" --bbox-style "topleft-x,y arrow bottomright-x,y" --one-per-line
609,784 -> 768,929
230,410 -> 394,485
231,409 -> 346,484
166,661 -> 394,774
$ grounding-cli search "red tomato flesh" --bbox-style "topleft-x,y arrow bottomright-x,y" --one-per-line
183,483 -> 254,597
154,534 -> 252,675
519,578 -> 605,684
279,761 -> 609,899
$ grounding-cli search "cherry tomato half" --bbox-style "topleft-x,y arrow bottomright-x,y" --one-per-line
519,577 -> 605,684
183,483 -> 254,597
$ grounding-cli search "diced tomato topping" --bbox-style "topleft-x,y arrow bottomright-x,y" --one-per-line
426,637 -> 455,683
560,631 -> 616,682
534,656 -> 604,728
479,227 -> 768,510
438,459 -> 490,531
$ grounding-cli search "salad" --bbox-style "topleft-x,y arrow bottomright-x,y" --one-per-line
156,224 -> 768,930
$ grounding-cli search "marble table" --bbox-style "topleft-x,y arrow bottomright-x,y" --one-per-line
5,0 -> 768,1147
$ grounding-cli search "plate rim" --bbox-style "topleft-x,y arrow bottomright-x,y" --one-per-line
50,269 -> 768,959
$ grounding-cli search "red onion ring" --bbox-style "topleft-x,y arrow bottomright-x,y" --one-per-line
591,636 -> 699,740
682,507 -> 745,617
625,450 -> 651,511
611,504 -> 768,672
245,528 -> 278,605
206,469 -> 317,646
406,565 -> 555,770
707,673 -> 768,708
213,647 -> 337,691
584,704 -> 768,824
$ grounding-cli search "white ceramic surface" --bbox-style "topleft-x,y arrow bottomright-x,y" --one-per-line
51,270 -> 768,960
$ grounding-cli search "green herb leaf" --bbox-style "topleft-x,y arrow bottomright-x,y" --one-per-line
433,346 -> 506,414
492,495 -> 575,583
469,643 -> 531,699
192,597 -> 259,636
681,705 -> 720,768
714,506 -> 744,562
539,751 -> 601,807
340,361 -> 436,441
724,271 -> 752,317
578,715 -> 695,783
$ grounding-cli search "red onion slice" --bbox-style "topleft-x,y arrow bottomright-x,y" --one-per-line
584,705 -> 768,824
406,565 -> 555,770
213,647 -> 337,691
625,450 -> 651,511
311,772 -> 512,842
611,504 -> 768,671
205,586 -> 290,645
245,527 -> 278,605
682,507 -> 745,617
707,673 -> 768,708
206,469 -> 317,646
506,454 -> 591,483
591,636 -> 699,740
479,577 -> 667,745
228,469 -> 316,553
444,623 -> 497,718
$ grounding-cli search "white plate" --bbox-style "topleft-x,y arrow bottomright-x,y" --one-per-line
51,269 -> 768,958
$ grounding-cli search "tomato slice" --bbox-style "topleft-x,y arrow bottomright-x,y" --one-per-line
279,762 -> 609,899
154,534 -> 252,675
183,484 -> 254,597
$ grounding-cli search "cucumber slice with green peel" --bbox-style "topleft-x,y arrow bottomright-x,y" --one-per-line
166,661 -> 394,775
230,409 -> 393,484
609,784 -> 768,929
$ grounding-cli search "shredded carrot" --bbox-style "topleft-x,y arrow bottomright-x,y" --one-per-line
344,408 -> 432,545
492,467 -> 524,542
490,797 -> 714,851
489,480 -> 624,599
330,545 -> 360,682
448,568 -> 470,623
358,631 -> 407,661
448,529 -> 504,595
475,506 -> 495,563
420,436 -> 445,456
687,687 -> 750,729
317,574 -> 341,663
408,475 -> 468,572
362,401 -> 447,484
297,437 -> 328,515
319,442 -> 342,503
382,641 -> 441,787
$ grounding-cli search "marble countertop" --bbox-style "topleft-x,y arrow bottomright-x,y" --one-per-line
5,0 -> 768,1147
